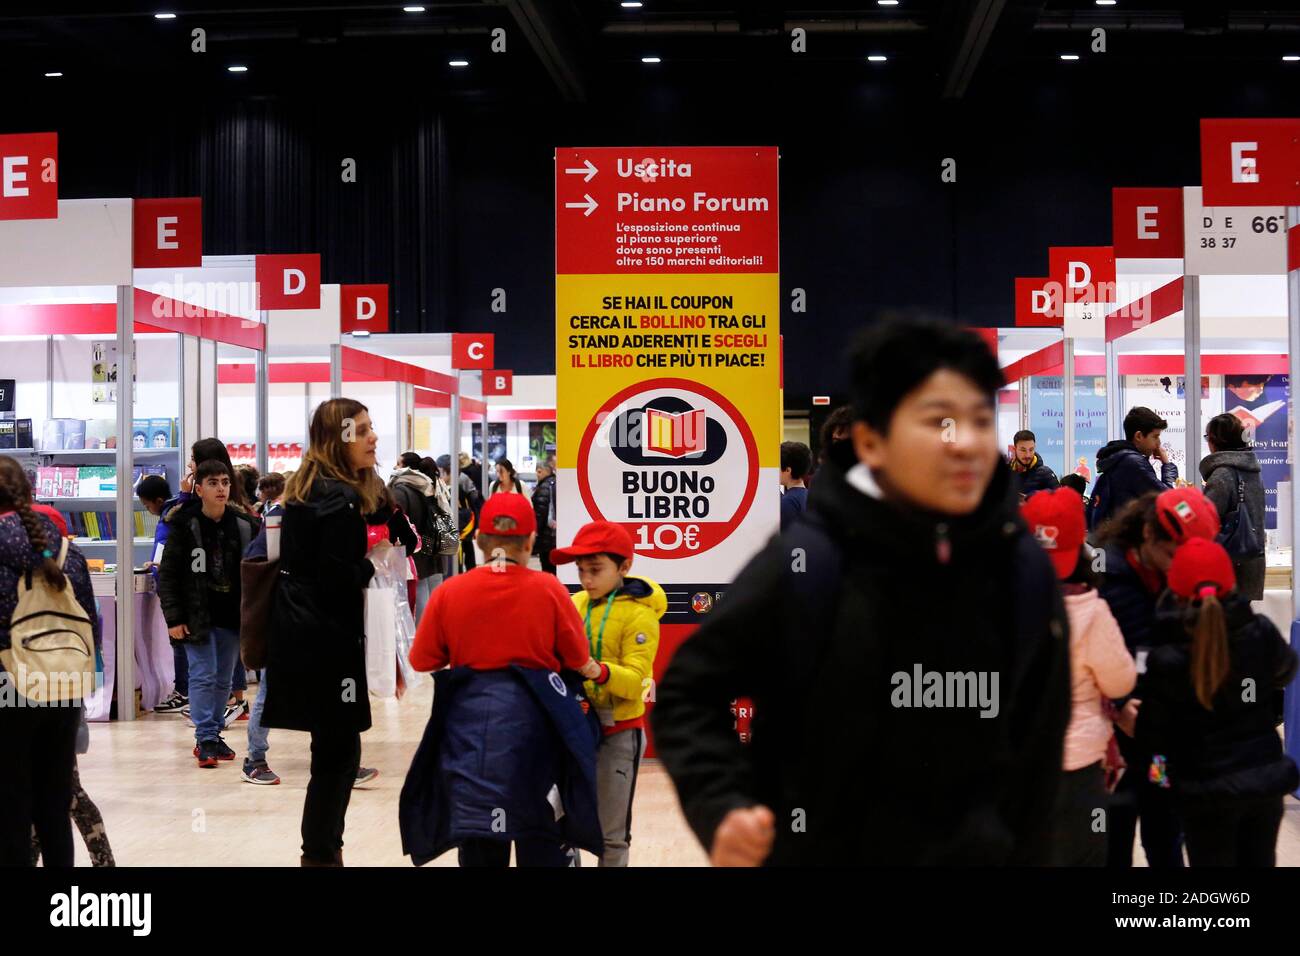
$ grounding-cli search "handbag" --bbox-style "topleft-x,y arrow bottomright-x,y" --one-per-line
1216,466 -> 1264,560
239,555 -> 281,669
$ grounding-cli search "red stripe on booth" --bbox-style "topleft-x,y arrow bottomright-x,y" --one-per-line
486,408 -> 556,422
1106,276 -> 1184,343
0,302 -> 177,335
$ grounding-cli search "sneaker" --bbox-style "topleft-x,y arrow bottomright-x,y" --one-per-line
212,738 -> 236,761
181,704 -> 191,718
354,767 -> 380,787
196,741 -> 219,769
234,700 -> 250,722
243,759 -> 281,785
221,701 -> 245,728
154,692 -> 187,714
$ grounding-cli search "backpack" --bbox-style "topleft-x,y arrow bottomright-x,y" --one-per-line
0,538 -> 96,704
1216,466 -> 1265,560
1085,470 -> 1112,533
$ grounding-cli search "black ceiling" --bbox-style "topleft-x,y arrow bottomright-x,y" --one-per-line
2,1 -> 1298,108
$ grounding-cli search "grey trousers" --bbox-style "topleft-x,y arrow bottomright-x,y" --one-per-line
595,728 -> 644,867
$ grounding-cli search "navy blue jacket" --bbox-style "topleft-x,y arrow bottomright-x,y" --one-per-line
1087,440 -> 1177,530
1009,456 -> 1059,499
399,665 -> 603,865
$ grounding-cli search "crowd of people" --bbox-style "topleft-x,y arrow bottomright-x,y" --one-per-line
0,317 -> 1293,868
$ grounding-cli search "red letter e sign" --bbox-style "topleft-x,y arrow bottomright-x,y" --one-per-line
482,370 -> 512,396
256,254 -> 321,310
452,333 -> 494,370
133,198 -> 202,267
0,132 -> 58,220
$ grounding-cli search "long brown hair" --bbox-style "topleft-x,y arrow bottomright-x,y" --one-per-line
285,398 -> 384,514
1188,592 -> 1230,710
0,456 -> 66,590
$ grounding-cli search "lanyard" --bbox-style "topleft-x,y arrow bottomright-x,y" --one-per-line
584,588 -> 619,664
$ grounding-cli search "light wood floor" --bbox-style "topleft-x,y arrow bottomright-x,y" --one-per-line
72,681 -> 1300,867
73,679 -> 709,867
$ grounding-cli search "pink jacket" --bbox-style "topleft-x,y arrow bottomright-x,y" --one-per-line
1063,588 -> 1137,771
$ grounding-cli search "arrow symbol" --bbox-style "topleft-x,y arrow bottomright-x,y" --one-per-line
564,159 -> 598,182
565,193 -> 598,217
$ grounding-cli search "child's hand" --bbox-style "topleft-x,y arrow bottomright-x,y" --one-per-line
167,624 -> 189,641
711,806 -> 776,867
579,657 -> 602,680
1115,698 -> 1140,737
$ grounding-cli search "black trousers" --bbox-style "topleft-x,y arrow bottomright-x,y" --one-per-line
0,703 -> 80,867
1052,761 -> 1108,866
458,838 -> 573,868
301,727 -> 360,864
1107,761 -> 1184,868
1181,796 -> 1284,867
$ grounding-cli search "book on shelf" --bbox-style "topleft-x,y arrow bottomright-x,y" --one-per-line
57,466 -> 78,498
16,418 -> 33,449
147,418 -> 176,450
84,419 -> 117,450
77,466 -> 116,497
0,420 -> 15,449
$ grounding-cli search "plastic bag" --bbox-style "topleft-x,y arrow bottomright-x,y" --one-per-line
365,545 -> 423,698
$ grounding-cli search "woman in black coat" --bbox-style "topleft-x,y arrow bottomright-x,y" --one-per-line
1199,413 -> 1267,600
1138,537 -> 1298,866
262,398 -> 385,866
531,458 -> 557,574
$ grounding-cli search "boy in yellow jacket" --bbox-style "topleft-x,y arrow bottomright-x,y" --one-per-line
552,521 -> 664,867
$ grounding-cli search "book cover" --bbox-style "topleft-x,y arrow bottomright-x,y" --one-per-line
132,419 -> 150,451
63,419 -> 86,450
643,407 -> 706,458
148,418 -> 173,449
86,513 -> 99,540
0,420 -> 16,449
36,467 -> 58,498
57,467 -> 78,498
84,419 -> 117,450
42,418 -> 66,450
16,419 -> 32,449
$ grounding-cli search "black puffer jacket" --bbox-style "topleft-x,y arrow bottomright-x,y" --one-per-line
262,478 -> 375,734
1009,455 -> 1059,499
1200,449 -> 1267,600
1137,593 -> 1298,805
1087,440 -> 1178,529
157,501 -> 258,645
653,459 -> 1071,865
531,474 -> 556,556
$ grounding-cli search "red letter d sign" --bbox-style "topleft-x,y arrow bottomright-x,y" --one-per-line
256,254 -> 321,310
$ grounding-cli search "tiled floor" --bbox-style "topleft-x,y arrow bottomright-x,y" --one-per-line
71,681 -> 1300,867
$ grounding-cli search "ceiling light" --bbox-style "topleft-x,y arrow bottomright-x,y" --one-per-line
227,65 -> 248,72
44,72 -> 63,77
1060,54 -> 1080,61
641,56 -> 661,63
867,55 -> 888,62
877,0 -> 899,6
351,330 -> 371,338
403,5 -> 426,11
1285,55 -> 1300,62
449,59 -> 469,67
621,2 -> 644,7
154,12 -> 177,19
1095,0 -> 1116,6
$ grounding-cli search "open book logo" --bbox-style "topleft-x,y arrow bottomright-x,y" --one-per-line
643,407 -> 706,458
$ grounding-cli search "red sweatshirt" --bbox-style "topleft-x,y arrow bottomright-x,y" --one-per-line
409,563 -> 590,673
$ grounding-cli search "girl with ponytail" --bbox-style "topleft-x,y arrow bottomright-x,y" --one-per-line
1137,537 -> 1298,866
0,455 -> 100,866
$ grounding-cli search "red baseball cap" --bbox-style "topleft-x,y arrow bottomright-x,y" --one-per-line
479,493 -> 536,537
551,521 -> 636,565
1167,537 -> 1236,600
1155,487 -> 1220,544
32,503 -> 69,537
1021,486 -> 1087,579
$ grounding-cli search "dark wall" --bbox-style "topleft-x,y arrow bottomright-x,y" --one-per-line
5,55 -> 1298,401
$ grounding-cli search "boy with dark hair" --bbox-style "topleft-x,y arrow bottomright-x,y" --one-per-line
652,316 -> 1071,866
551,521 -> 664,866
1087,406 -> 1178,530
158,459 -> 259,767
137,474 -> 171,515
1008,429 -> 1059,499
138,474 -> 189,714
779,442 -> 812,531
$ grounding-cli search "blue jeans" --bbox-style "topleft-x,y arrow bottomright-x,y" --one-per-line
414,574 -> 441,625
231,654 -> 247,694
184,627 -> 241,744
246,670 -> 270,763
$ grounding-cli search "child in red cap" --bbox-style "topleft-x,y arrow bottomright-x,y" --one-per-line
552,520 -> 664,867
1136,537 -> 1298,866
1022,487 -> 1136,866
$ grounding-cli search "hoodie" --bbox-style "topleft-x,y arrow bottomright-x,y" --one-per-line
1087,440 -> 1177,530
1062,588 -> 1137,771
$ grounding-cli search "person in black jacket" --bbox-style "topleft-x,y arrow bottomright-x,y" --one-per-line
1008,430 -> 1059,500
261,398 -> 386,866
1200,413 -> 1266,600
532,457 -> 557,574
1087,406 -> 1178,531
389,452 -> 444,618
1093,486 -> 1222,868
652,317 -> 1071,866
158,459 -> 258,768
1138,537 -> 1298,866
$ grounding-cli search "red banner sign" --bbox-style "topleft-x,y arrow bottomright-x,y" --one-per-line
451,333 -> 494,370
1048,246 -> 1116,304
482,369 -> 513,396
1014,276 -> 1063,326
340,284 -> 389,334
0,132 -> 58,221
1112,187 -> 1184,259
1201,118 -> 1300,207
